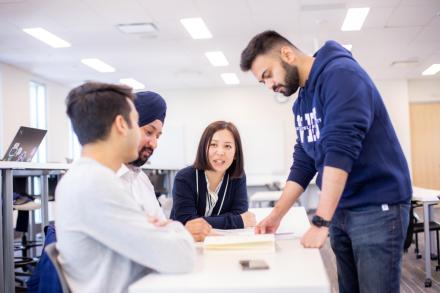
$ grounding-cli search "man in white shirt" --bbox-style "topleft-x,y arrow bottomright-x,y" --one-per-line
117,91 -> 213,241
56,82 -> 196,293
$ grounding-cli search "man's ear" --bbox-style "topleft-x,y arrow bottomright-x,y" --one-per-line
113,115 -> 128,136
280,46 -> 296,64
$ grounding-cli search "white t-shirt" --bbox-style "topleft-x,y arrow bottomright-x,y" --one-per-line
116,164 -> 165,220
55,157 -> 195,293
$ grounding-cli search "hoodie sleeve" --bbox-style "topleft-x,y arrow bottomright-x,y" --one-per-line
320,68 -> 374,173
287,138 -> 317,190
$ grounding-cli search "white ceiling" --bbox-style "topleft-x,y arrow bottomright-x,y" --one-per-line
0,0 -> 439,90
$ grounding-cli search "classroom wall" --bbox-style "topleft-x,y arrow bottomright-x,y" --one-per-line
0,63 -> 70,162
374,79 -> 412,171
155,86 -> 296,178
408,79 -> 440,103
1,62 -> 433,182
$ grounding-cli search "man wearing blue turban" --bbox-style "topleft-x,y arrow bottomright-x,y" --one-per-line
117,91 -> 212,242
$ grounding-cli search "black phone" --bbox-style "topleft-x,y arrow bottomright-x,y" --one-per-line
239,259 -> 269,270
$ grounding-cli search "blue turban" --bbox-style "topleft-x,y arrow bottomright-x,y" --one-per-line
134,91 -> 167,127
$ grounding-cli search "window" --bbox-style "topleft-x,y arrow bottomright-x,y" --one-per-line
29,81 -> 47,162
29,81 -> 47,224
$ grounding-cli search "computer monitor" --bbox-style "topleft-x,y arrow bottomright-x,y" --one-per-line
2,126 -> 47,162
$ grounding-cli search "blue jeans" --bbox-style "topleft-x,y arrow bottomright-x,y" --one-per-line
330,203 -> 410,293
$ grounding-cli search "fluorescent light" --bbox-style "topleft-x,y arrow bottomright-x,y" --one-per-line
205,51 -> 229,67
221,73 -> 240,85
180,18 -> 212,39
116,23 -> 158,35
422,64 -> 440,76
119,78 -> 145,90
22,27 -> 71,48
342,44 -> 352,51
341,8 -> 370,31
81,58 -> 115,73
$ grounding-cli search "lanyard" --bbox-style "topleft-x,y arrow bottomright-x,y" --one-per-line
196,169 -> 229,216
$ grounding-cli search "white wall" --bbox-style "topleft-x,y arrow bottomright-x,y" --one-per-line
408,79 -> 440,103
0,63 -> 70,162
374,79 -> 412,170
155,86 -> 296,179
0,62 -> 424,183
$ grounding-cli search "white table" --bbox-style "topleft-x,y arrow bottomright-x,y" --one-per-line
0,161 -> 70,293
129,207 -> 330,293
246,175 -> 287,187
250,191 -> 283,207
411,186 -> 440,287
250,182 -> 319,211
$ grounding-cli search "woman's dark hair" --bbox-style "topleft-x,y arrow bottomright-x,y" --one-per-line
193,121 -> 244,179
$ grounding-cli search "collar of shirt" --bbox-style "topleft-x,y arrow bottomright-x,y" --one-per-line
116,164 -> 142,178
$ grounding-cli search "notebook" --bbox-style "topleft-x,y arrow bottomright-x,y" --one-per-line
2,126 -> 47,162
203,233 -> 275,252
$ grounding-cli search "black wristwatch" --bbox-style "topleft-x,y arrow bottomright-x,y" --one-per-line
311,215 -> 331,228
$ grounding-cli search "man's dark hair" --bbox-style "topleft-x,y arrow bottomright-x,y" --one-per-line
240,30 -> 296,71
66,81 -> 135,145
193,121 -> 244,179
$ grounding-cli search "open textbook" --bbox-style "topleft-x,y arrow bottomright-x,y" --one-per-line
202,207 -> 310,251
203,233 -> 275,252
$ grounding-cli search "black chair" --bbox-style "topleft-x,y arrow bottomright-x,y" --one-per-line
148,171 -> 168,199
409,200 -> 440,271
13,177 -> 43,288
14,201 -> 42,288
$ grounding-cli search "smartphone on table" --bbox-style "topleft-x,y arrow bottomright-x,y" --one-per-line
239,259 -> 269,270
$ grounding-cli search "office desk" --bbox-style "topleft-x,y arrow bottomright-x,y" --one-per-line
412,186 -> 440,287
0,161 -> 69,293
250,182 -> 319,211
250,191 -> 283,207
129,207 -> 330,293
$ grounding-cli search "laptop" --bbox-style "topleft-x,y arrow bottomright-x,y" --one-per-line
2,126 -> 47,162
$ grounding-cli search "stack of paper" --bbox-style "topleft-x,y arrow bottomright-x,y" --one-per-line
203,233 -> 275,252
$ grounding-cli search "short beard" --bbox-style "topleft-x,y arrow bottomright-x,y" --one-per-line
129,147 -> 153,167
280,61 -> 300,97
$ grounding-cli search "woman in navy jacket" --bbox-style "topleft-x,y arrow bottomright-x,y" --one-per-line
171,121 -> 256,229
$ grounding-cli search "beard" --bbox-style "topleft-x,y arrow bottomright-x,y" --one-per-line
129,146 -> 154,167
277,61 -> 300,97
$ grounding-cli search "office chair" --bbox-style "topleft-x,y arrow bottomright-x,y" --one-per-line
147,171 -> 168,199
13,192 -> 42,287
410,200 -> 440,271
45,243 -> 71,293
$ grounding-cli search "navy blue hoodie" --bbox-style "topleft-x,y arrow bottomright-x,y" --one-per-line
170,166 -> 248,229
288,40 -> 412,208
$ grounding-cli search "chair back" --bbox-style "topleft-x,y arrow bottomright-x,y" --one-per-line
44,243 -> 71,293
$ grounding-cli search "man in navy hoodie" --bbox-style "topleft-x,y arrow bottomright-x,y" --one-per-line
240,30 -> 411,293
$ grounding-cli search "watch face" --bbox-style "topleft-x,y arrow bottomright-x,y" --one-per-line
312,215 -> 330,227
312,216 -> 322,227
